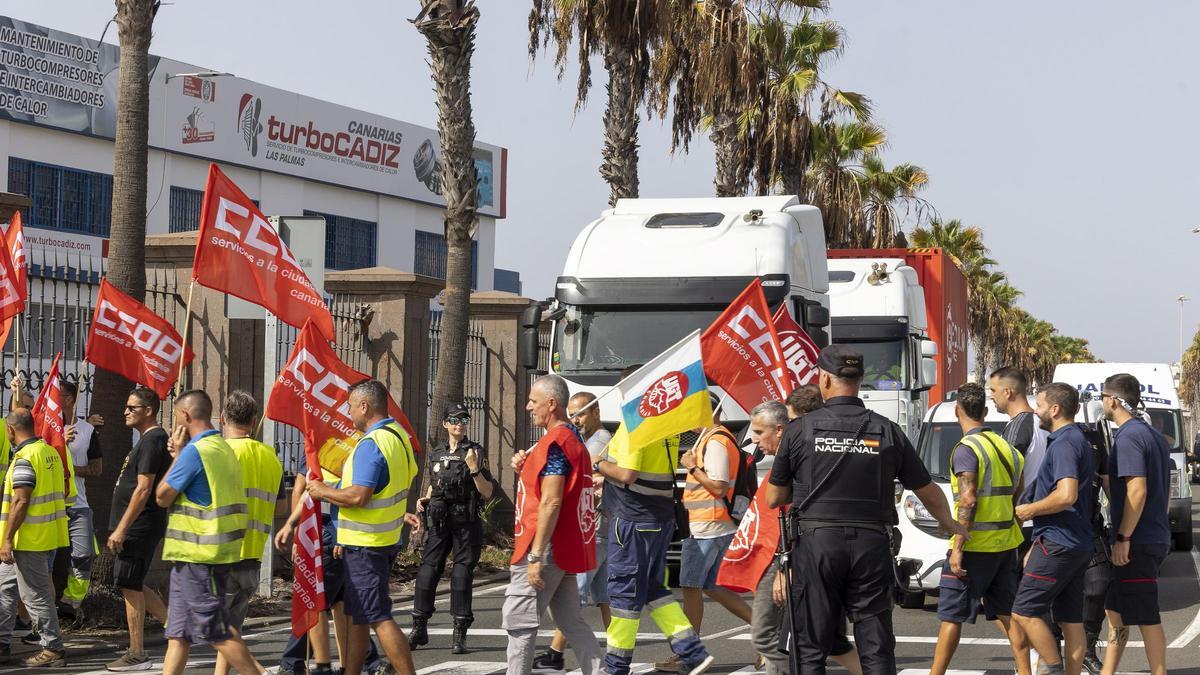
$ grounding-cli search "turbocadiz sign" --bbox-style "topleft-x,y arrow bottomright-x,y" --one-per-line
0,15 -> 506,218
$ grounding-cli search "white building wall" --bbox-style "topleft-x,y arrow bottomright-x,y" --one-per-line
0,120 -> 499,291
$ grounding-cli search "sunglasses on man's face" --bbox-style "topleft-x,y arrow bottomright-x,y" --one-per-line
446,415 -> 470,425
124,404 -> 150,412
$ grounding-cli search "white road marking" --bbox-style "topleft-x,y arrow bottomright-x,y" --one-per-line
703,624 -> 751,639
397,582 -> 509,611
899,670 -> 985,675
65,658 -> 215,675
421,627 -> 666,642
1167,548 -> 1200,648
417,662 -> 657,675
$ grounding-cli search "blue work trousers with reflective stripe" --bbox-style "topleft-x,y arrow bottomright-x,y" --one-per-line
604,517 -> 707,675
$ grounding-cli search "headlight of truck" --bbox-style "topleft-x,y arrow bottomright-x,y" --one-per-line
1172,468 -> 1192,499
903,494 -> 935,524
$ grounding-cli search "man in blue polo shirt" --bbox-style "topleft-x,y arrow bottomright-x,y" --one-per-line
1012,383 -> 1094,675
1098,374 -> 1170,675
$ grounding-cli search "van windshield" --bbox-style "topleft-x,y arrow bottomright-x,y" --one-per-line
917,421 -> 1008,481
1145,409 -> 1183,450
553,305 -> 723,374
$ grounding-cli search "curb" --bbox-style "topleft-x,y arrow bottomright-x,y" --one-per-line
61,570 -> 512,661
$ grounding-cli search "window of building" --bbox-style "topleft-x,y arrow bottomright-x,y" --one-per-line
414,230 -> 478,288
7,158 -> 112,236
168,186 -> 205,233
303,210 -> 377,271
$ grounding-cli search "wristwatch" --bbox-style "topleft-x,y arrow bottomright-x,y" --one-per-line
592,460 -> 601,473
470,469 -> 481,477
527,551 -> 544,564
1115,532 -> 1132,543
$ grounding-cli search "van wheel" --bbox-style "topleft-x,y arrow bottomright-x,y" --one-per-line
1173,529 -> 1193,552
899,588 -> 925,609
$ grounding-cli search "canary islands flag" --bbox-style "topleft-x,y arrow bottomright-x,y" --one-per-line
617,330 -> 713,450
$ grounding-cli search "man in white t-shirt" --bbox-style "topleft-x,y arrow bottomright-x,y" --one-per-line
59,381 -> 102,618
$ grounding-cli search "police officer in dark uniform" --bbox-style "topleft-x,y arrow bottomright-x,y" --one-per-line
766,345 -> 966,674
408,403 -> 494,654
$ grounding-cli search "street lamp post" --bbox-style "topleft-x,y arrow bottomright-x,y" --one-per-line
1179,295 -> 1190,365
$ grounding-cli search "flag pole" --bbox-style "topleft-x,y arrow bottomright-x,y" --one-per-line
177,280 -> 196,389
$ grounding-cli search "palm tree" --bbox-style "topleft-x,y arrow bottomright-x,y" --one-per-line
91,0 -> 157,539
807,120 -> 885,247
415,0 -> 481,448
855,155 -> 929,248
1179,328 -> 1200,415
529,0 -> 674,205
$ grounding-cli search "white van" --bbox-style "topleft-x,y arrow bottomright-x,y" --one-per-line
1053,363 -> 1193,551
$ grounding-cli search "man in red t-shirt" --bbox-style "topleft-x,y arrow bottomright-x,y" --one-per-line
503,375 -> 601,675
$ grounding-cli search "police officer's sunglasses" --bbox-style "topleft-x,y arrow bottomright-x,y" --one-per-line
446,415 -> 470,425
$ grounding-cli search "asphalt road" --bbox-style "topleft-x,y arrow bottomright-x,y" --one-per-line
8,496 -> 1200,674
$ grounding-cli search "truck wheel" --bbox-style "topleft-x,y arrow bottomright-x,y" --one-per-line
899,588 -> 926,609
1174,529 -> 1194,552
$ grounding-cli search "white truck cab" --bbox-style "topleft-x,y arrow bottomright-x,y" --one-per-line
828,258 -> 938,439
1053,362 -> 1194,551
520,196 -> 831,430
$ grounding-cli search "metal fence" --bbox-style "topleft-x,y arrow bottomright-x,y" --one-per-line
525,325 -> 552,448
0,246 -> 186,423
269,294 -> 369,474
427,311 -> 489,447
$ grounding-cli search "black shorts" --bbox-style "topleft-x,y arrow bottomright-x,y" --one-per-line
1105,542 -> 1169,626
113,535 -> 163,591
937,549 -> 1019,623
1011,536 -> 1092,623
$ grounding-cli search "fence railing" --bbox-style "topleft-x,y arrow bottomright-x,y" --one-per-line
427,311 -> 489,448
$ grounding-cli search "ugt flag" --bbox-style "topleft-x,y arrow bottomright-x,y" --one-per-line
772,304 -> 820,388
266,319 -> 420,479
716,473 -> 783,593
193,164 -> 335,341
30,352 -> 72,496
617,330 -> 713,451
86,279 -> 194,399
700,279 -> 791,414
0,212 -> 26,349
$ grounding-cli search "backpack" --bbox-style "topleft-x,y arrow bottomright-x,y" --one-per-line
708,428 -> 758,523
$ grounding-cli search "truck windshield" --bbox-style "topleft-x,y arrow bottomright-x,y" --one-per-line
838,339 -> 908,390
1145,408 -> 1183,450
553,305 -> 722,374
917,421 -> 1008,481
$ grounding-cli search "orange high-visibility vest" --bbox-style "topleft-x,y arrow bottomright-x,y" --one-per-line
683,425 -> 739,523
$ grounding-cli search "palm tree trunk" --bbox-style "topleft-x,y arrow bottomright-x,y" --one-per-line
415,0 -> 480,451
972,333 -> 987,383
601,41 -> 641,205
91,0 -> 155,544
711,110 -> 747,197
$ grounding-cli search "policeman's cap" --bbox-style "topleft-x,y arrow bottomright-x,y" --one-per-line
817,344 -> 865,379
444,403 -> 470,420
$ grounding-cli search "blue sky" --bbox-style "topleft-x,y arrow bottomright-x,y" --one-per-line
9,1 -> 1199,365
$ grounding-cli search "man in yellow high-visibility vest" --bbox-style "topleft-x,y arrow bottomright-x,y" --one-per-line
0,408 -> 69,667
306,379 -> 420,675
155,390 -> 266,675
214,390 -> 283,675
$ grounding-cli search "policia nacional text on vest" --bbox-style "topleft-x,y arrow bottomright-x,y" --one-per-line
951,429 -> 1024,552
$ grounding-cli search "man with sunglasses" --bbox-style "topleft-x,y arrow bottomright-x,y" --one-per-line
409,403 -> 493,654
105,388 -> 171,672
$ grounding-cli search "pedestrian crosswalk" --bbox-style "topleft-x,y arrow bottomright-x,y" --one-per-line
411,662 -> 1154,675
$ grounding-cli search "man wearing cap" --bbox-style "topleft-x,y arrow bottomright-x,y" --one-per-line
409,403 -> 493,654
767,345 -> 964,673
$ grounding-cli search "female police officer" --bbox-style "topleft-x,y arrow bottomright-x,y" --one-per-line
408,403 -> 494,654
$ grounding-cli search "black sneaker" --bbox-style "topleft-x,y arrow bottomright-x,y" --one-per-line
532,648 -> 565,674
21,630 -> 40,646
1081,653 -> 1102,675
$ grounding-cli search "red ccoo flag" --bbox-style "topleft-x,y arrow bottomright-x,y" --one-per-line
193,164 -> 335,341
289,492 -> 325,637
700,279 -> 792,414
86,279 -> 195,399
771,304 -> 820,389
30,352 -> 72,496
266,320 -> 421,480
0,212 -> 26,349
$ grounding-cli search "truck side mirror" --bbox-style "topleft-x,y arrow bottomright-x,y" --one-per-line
919,356 -> 938,392
519,303 -> 545,370
805,303 -> 830,328
920,339 -> 937,358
